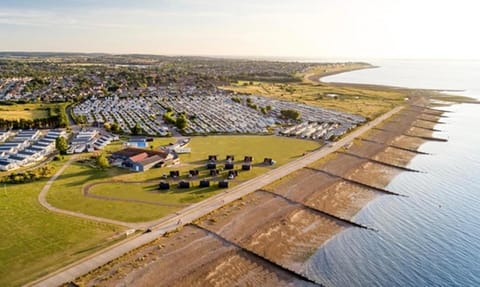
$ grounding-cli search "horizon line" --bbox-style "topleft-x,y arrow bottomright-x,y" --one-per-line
1,50 -> 479,62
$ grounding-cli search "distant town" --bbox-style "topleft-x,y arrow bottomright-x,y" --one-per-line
0,53 -> 367,172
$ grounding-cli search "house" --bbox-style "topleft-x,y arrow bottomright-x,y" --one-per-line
224,163 -> 234,170
0,159 -> 17,171
242,164 -> 251,171
112,148 -> 172,172
126,137 -> 148,148
0,131 -> 13,143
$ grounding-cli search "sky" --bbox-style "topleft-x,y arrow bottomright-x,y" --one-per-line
1,0 -> 479,59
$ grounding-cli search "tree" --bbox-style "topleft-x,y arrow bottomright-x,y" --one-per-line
55,136 -> 68,155
175,115 -> 188,130
131,123 -> 143,135
96,153 -> 110,169
104,122 -> 111,131
280,109 -> 301,120
111,122 -> 121,134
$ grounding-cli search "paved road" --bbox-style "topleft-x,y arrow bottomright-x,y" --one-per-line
29,106 -> 403,287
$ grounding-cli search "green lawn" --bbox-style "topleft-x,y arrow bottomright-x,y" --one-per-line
0,159 -> 123,287
89,182 -> 221,205
47,135 -> 321,222
46,162 -> 180,222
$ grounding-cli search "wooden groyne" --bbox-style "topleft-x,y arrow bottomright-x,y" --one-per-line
306,167 -> 407,197
190,223 -> 324,287
258,189 -> 377,232
402,133 -> 448,142
412,125 -> 442,132
338,151 -> 422,173
359,138 -> 431,155
416,117 -> 446,124
422,112 -> 449,118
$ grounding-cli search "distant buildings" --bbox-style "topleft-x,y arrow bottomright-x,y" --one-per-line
0,129 -> 66,171
72,87 -> 365,139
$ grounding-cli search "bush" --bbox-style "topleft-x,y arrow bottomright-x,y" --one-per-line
280,109 -> 301,120
0,165 -> 54,184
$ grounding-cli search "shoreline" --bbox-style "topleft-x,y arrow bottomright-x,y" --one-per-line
71,99 -> 446,286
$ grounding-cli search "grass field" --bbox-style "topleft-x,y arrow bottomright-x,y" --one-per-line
0,158 -> 123,287
0,103 -> 54,120
47,135 -> 321,222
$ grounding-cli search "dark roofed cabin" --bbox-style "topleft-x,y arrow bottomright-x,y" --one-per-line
228,170 -> 238,178
189,170 -> 199,176
159,182 -> 170,190
263,158 -> 275,165
242,164 -> 251,171
199,180 -> 210,188
218,181 -> 229,188
178,181 -> 190,189
207,163 -> 217,169
244,156 -> 253,163
224,163 -> 234,170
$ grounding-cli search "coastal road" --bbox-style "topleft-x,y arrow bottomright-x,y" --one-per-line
30,106 -> 403,287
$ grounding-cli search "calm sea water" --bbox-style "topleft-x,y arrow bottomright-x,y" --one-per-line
306,60 -> 480,286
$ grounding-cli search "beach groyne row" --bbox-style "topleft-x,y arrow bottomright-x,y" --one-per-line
338,151 -> 422,173
190,223 -> 323,287
306,167 -> 407,197
258,189 -> 377,232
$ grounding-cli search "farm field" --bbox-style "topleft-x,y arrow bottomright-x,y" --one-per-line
0,103 -> 59,120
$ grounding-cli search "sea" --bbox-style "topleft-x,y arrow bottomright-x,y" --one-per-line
305,60 -> 480,287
